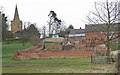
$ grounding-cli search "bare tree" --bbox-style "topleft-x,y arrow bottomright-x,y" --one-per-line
48,10 -> 61,35
20,22 -> 28,46
21,29 -> 28,46
42,25 -> 47,39
87,0 -> 120,63
0,6 -> 4,13
60,20 -> 67,31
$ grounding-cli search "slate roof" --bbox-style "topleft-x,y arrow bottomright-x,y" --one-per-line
69,29 -> 85,34
85,23 -> 120,32
14,5 -> 20,20
66,23 -> 120,35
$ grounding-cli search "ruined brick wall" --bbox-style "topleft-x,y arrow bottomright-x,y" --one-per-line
14,50 -> 95,60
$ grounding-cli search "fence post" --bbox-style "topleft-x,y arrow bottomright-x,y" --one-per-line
91,55 -> 95,64
91,55 -> 93,63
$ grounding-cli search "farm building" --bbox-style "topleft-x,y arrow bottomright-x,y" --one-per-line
64,23 -> 120,47
85,23 -> 120,47
65,29 -> 86,44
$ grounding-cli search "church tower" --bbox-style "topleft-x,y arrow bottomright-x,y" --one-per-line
11,5 -> 22,33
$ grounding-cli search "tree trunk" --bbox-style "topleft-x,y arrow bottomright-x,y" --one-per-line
106,31 -> 111,64
106,44 -> 111,64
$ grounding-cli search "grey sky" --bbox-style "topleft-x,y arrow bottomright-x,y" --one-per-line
0,0 -> 117,29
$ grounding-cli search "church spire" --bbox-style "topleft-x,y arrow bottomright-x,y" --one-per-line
14,4 -> 20,20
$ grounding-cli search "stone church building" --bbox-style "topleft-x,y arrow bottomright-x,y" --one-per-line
11,5 -> 22,34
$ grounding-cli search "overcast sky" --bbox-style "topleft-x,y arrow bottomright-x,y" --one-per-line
0,0 -> 118,29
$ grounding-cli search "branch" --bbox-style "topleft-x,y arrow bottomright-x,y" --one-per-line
111,13 -> 120,24
109,4 -> 116,14
99,37 -> 107,45
94,3 -> 108,23
86,15 -> 97,24
109,32 -> 120,41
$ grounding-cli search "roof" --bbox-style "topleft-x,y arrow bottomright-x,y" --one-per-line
67,34 -> 85,37
69,29 -> 85,34
14,5 -> 20,20
85,23 -> 120,32
86,34 -> 100,39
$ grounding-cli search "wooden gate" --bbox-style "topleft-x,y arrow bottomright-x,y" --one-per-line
91,55 -> 106,64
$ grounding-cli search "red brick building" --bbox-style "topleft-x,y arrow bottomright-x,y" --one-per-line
85,23 -> 120,47
65,29 -> 86,44
65,23 -> 120,47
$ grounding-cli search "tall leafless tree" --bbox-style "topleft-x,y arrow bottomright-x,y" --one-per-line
48,10 -> 61,35
60,20 -> 67,31
42,25 -> 46,39
87,0 -> 120,63
0,6 -> 4,13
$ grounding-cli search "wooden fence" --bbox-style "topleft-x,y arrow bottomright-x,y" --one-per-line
91,55 -> 106,64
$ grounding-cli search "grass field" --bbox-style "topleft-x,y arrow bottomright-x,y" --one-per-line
0,42 -> 2,74
2,42 -> 117,73
2,42 -> 33,55
2,58 -> 116,73
110,44 -> 120,51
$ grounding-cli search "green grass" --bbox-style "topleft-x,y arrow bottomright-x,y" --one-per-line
110,44 -> 120,51
44,42 -> 58,46
0,42 -> 2,74
2,41 -> 117,73
3,57 -> 90,64
2,42 -> 33,55
2,58 -> 116,73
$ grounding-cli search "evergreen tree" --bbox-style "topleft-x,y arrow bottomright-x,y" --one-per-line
27,24 -> 41,38
68,24 -> 74,29
2,13 -> 8,41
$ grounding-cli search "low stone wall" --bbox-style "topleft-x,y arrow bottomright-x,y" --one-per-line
44,38 -> 64,42
111,50 -> 120,56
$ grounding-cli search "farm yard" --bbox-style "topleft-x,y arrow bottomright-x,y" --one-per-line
2,41 -> 117,73
1,0 -> 120,74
